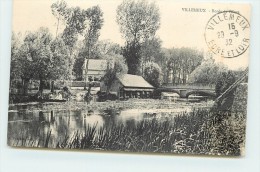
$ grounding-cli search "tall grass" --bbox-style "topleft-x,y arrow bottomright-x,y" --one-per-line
8,108 -> 245,156
54,109 -> 245,156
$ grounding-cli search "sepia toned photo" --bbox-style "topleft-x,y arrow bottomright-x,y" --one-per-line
8,0 -> 250,156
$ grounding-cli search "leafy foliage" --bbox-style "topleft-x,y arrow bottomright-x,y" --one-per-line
51,2 -> 104,81
19,28 -> 53,81
51,0 -> 68,37
122,41 -> 141,75
143,61 -> 162,87
188,59 -> 228,85
10,32 -> 23,80
102,54 -> 128,94
50,37 -> 72,80
93,40 -> 122,58
116,0 -> 160,75
116,0 -> 160,43
140,37 -> 163,74
164,48 -> 203,85
10,28 -> 71,95
140,37 -> 162,62
84,5 -> 104,58
72,55 -> 85,81
62,7 -> 87,49
215,71 -> 237,111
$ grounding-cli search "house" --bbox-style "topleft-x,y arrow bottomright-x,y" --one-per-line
82,59 -> 108,82
100,74 -> 155,99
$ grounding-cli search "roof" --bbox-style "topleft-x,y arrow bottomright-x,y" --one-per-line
84,59 -> 107,71
118,74 -> 154,88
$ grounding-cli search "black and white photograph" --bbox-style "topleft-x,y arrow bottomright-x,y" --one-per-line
7,0 -> 251,156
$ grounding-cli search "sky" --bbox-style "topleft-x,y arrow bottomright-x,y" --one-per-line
12,0 -> 251,70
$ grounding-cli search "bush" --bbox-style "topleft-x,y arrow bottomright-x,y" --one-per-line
97,91 -> 118,102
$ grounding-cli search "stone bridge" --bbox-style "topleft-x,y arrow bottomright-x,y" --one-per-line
157,84 -> 216,98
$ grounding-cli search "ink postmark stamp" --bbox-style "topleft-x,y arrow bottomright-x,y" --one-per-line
205,11 -> 250,58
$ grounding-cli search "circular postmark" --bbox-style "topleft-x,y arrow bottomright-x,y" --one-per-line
204,11 -> 250,58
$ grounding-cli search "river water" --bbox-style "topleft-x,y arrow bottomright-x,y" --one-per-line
7,101 -> 211,148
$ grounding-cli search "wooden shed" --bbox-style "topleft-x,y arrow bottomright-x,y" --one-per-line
100,74 -> 154,99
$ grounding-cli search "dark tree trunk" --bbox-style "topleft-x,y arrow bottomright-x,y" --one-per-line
23,78 -> 30,95
178,70 -> 181,84
183,70 -> 186,84
37,79 -> 44,99
85,83 -> 92,104
172,70 -> 176,86
50,80 -> 54,93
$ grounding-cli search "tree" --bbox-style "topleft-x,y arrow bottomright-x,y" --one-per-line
122,41 -> 141,75
70,6 -> 103,80
143,61 -> 162,87
10,32 -> 33,95
215,71 -> 237,111
84,5 -> 104,59
51,0 -> 67,37
141,37 -> 162,62
188,59 -> 228,85
50,3 -> 104,81
62,7 -> 87,50
10,32 -> 22,80
140,37 -> 162,74
93,40 -> 121,58
102,54 -> 128,95
73,55 -> 85,80
11,28 -> 71,97
116,0 -> 160,44
165,47 -> 203,85
49,37 -> 72,92
15,28 -> 53,96
116,0 -> 160,74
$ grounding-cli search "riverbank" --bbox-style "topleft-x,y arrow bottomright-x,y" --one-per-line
9,98 -> 214,112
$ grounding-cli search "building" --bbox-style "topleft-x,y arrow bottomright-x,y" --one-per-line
82,59 -> 108,82
100,74 -> 155,99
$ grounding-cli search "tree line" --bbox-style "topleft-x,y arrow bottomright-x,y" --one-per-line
10,0 -> 231,97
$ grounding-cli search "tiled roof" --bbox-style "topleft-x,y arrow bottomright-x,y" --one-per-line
118,74 -> 154,88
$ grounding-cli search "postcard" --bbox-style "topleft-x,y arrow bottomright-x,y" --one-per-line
8,0 -> 250,156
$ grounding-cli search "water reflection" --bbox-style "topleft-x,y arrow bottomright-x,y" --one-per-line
8,107 -> 191,148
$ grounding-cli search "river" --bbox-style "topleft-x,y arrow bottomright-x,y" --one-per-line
7,100 -> 212,148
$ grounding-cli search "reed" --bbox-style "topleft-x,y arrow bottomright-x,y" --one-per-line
55,108 -> 245,156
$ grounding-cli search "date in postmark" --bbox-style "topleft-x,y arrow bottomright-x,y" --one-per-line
204,11 -> 250,58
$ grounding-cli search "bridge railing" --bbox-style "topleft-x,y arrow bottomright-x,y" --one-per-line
160,83 -> 215,90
